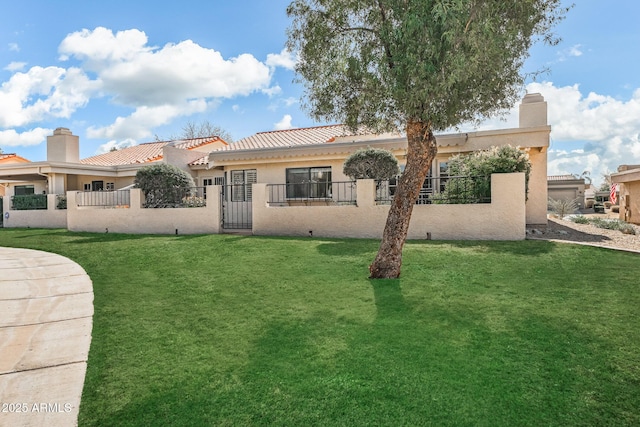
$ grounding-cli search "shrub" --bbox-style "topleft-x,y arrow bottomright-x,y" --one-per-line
11,194 -> 47,210
620,224 -> 636,235
442,145 -> 532,203
548,197 -> 580,219
570,215 -> 589,224
343,147 -> 400,180
134,164 -> 195,208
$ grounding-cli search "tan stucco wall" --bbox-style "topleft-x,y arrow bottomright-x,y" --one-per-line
66,186 -> 221,234
2,194 -> 67,229
252,173 -> 525,240
617,181 -> 640,224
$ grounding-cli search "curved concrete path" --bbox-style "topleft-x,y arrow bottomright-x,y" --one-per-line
0,247 -> 93,427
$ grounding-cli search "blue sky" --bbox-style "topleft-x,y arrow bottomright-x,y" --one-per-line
1,1 -> 639,185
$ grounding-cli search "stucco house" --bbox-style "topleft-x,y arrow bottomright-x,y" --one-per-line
547,175 -> 586,209
611,164 -> 640,224
1,92 -> 549,236
202,92 -> 550,226
0,128 -> 228,197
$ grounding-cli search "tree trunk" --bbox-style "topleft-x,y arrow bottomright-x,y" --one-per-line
369,120 -> 438,279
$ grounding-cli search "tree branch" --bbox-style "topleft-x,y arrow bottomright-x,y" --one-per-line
377,0 -> 395,70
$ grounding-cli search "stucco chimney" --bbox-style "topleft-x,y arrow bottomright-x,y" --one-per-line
519,93 -> 547,128
47,127 -> 80,163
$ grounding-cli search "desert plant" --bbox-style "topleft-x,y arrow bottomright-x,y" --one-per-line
548,197 -> 580,219
570,215 -> 589,224
343,147 -> 400,181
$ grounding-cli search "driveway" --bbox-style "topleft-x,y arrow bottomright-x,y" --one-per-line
0,247 -> 93,427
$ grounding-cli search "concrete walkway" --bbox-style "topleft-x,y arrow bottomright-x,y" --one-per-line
0,247 -> 93,427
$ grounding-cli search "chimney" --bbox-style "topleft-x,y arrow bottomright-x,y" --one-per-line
47,127 -> 79,163
519,93 -> 547,128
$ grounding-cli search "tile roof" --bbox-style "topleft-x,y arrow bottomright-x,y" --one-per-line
81,136 -> 224,166
219,125 -> 350,152
0,153 -> 30,163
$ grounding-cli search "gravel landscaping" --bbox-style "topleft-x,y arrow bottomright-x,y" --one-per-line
527,214 -> 640,253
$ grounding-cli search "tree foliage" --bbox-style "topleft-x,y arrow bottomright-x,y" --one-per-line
286,0 -> 569,278
343,147 -> 400,180
434,145 -> 531,204
447,145 -> 532,196
287,0 -> 568,133
134,164 -> 195,208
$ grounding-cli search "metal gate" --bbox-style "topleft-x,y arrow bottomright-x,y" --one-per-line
221,184 -> 252,230
0,196 -> 3,228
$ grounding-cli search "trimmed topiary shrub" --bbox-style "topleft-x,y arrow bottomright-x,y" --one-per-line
343,147 -> 400,180
134,163 -> 195,208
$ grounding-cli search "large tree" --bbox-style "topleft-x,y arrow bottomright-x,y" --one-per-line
286,0 -> 568,278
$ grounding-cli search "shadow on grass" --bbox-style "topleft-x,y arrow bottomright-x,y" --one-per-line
406,239 -> 558,256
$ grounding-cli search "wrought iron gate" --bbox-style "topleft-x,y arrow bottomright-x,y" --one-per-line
221,184 -> 252,230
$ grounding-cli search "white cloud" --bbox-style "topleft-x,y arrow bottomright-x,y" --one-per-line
0,127 -> 52,147
274,114 -> 294,131
4,62 -> 27,72
59,28 -> 274,106
0,66 -> 98,127
262,85 -> 282,97
527,82 -> 640,184
557,44 -> 583,62
95,138 -> 138,154
87,100 -> 207,140
266,49 -> 297,70
8,43 -> 19,52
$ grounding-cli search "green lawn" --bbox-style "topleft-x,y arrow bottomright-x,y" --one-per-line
1,229 -> 638,426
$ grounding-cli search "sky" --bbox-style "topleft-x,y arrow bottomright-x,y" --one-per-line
1,1 -> 639,186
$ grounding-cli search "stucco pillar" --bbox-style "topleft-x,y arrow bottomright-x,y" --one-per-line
130,189 -> 142,209
205,185 -> 222,233
356,179 -> 375,207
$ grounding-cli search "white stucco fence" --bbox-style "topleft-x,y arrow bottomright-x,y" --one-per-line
252,173 -> 526,240
3,175 -> 525,240
2,194 -> 67,229
66,186 -> 221,235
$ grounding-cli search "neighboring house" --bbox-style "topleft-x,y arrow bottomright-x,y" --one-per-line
0,154 -> 31,196
547,175 -> 586,209
611,164 -> 640,224
207,93 -> 550,225
0,128 -> 228,197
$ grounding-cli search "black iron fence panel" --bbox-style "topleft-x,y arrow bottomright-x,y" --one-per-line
142,187 -> 205,208
267,181 -> 357,205
221,185 -> 252,229
76,190 -> 131,207
11,194 -> 48,210
376,175 -> 491,205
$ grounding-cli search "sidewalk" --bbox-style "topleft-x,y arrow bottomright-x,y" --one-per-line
0,247 -> 93,427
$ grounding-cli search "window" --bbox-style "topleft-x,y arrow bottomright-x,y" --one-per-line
438,161 -> 449,192
106,182 -> 115,190
229,170 -> 257,202
214,177 -> 225,186
14,185 -> 35,195
203,178 -> 213,186
92,180 -> 104,191
83,183 -> 91,191
286,167 -> 331,199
